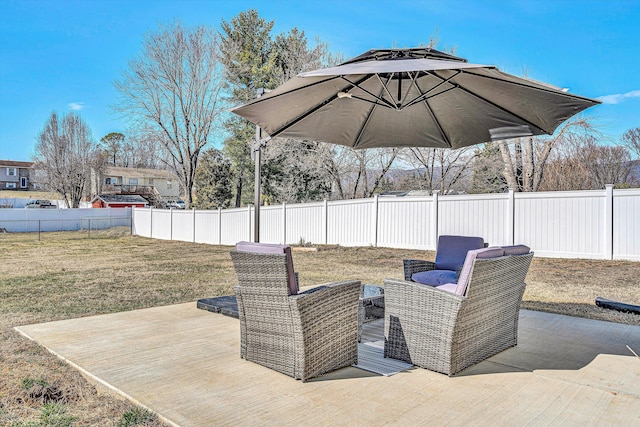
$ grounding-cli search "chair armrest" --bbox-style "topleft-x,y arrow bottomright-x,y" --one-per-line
384,278 -> 463,306
289,280 -> 361,380
383,278 -> 464,346
403,259 -> 436,281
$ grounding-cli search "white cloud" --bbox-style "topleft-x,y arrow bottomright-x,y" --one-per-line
597,90 -> 640,105
68,102 -> 85,111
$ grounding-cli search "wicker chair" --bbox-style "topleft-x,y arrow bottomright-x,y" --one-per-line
384,252 -> 533,376
230,249 -> 361,382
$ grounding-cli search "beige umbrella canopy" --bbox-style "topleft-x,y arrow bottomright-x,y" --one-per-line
231,47 -> 600,149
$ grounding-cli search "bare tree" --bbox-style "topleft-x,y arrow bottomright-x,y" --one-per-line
323,147 -> 399,199
539,134 -> 633,190
498,118 -> 598,192
261,138 -> 333,203
400,147 -> 476,195
621,127 -> 640,159
33,112 -> 99,207
114,22 -> 226,207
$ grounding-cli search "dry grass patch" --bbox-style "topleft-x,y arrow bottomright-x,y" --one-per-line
1,232 -> 639,424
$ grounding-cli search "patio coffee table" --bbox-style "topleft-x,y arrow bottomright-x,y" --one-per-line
358,284 -> 385,342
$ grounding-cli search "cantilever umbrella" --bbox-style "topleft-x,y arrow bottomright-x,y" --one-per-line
232,48 -> 600,149
230,48 -> 601,238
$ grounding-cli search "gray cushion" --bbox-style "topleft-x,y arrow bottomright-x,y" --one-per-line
411,270 -> 457,287
502,244 -> 531,255
434,235 -> 485,271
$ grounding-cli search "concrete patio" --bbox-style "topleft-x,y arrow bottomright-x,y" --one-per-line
15,303 -> 640,426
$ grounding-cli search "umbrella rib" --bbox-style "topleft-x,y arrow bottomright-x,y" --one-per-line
268,75 -> 375,138
342,75 -> 397,109
239,76 -> 343,108
352,74 -> 394,148
403,71 -> 461,109
455,84 -> 549,134
352,102 -> 377,149
421,95 -> 454,148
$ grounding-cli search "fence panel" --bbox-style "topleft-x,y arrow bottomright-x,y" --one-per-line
194,210 -> 220,245
377,197 -> 433,249
286,202 -> 325,245
221,208 -> 250,245
613,188 -> 640,261
151,209 -> 172,240
172,210 -> 194,242
260,206 -> 283,244
327,199 -> 374,246
515,190 -> 605,259
438,193 -> 510,246
133,208 -> 152,237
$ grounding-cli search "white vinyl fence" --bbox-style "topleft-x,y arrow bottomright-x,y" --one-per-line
0,208 -> 132,233
131,186 -> 640,261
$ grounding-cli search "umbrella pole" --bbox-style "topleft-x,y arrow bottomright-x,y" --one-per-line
253,126 -> 262,243
252,88 -> 268,243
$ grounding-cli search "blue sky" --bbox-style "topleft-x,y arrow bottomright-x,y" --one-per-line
1,0 -> 638,161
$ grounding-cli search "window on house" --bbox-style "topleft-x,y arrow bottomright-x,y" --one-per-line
105,178 -> 111,184
148,178 -> 154,186
129,178 -> 138,185
20,177 -> 27,188
6,168 -> 17,176
6,182 -> 16,189
167,180 -> 172,189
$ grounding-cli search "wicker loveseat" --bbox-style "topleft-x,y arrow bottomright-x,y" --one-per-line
384,246 -> 533,376
230,242 -> 361,382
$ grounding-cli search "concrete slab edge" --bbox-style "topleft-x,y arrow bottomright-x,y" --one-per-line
13,326 -> 181,427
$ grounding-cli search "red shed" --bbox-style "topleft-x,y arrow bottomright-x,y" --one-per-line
91,194 -> 149,208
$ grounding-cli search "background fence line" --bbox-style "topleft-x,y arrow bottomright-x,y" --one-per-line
128,186 -> 640,261
0,207 -> 132,233
2,188 -> 638,260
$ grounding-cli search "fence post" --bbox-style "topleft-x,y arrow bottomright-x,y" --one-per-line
323,199 -> 329,245
372,195 -> 379,247
170,208 -> 174,241
218,207 -> 222,246
150,207 -> 153,238
131,207 -> 135,235
604,184 -> 614,260
248,205 -> 253,242
193,208 -> 196,243
432,191 -> 439,250
507,189 -> 515,246
282,202 -> 287,245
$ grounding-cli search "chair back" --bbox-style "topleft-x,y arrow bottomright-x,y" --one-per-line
464,252 -> 533,300
234,241 -> 298,295
434,235 -> 485,271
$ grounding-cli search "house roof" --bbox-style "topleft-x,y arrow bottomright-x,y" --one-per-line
92,194 -> 149,204
0,160 -> 34,168
105,166 -> 177,180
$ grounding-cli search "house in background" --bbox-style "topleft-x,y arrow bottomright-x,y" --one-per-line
91,194 -> 149,208
0,160 -> 33,190
91,166 -> 181,208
